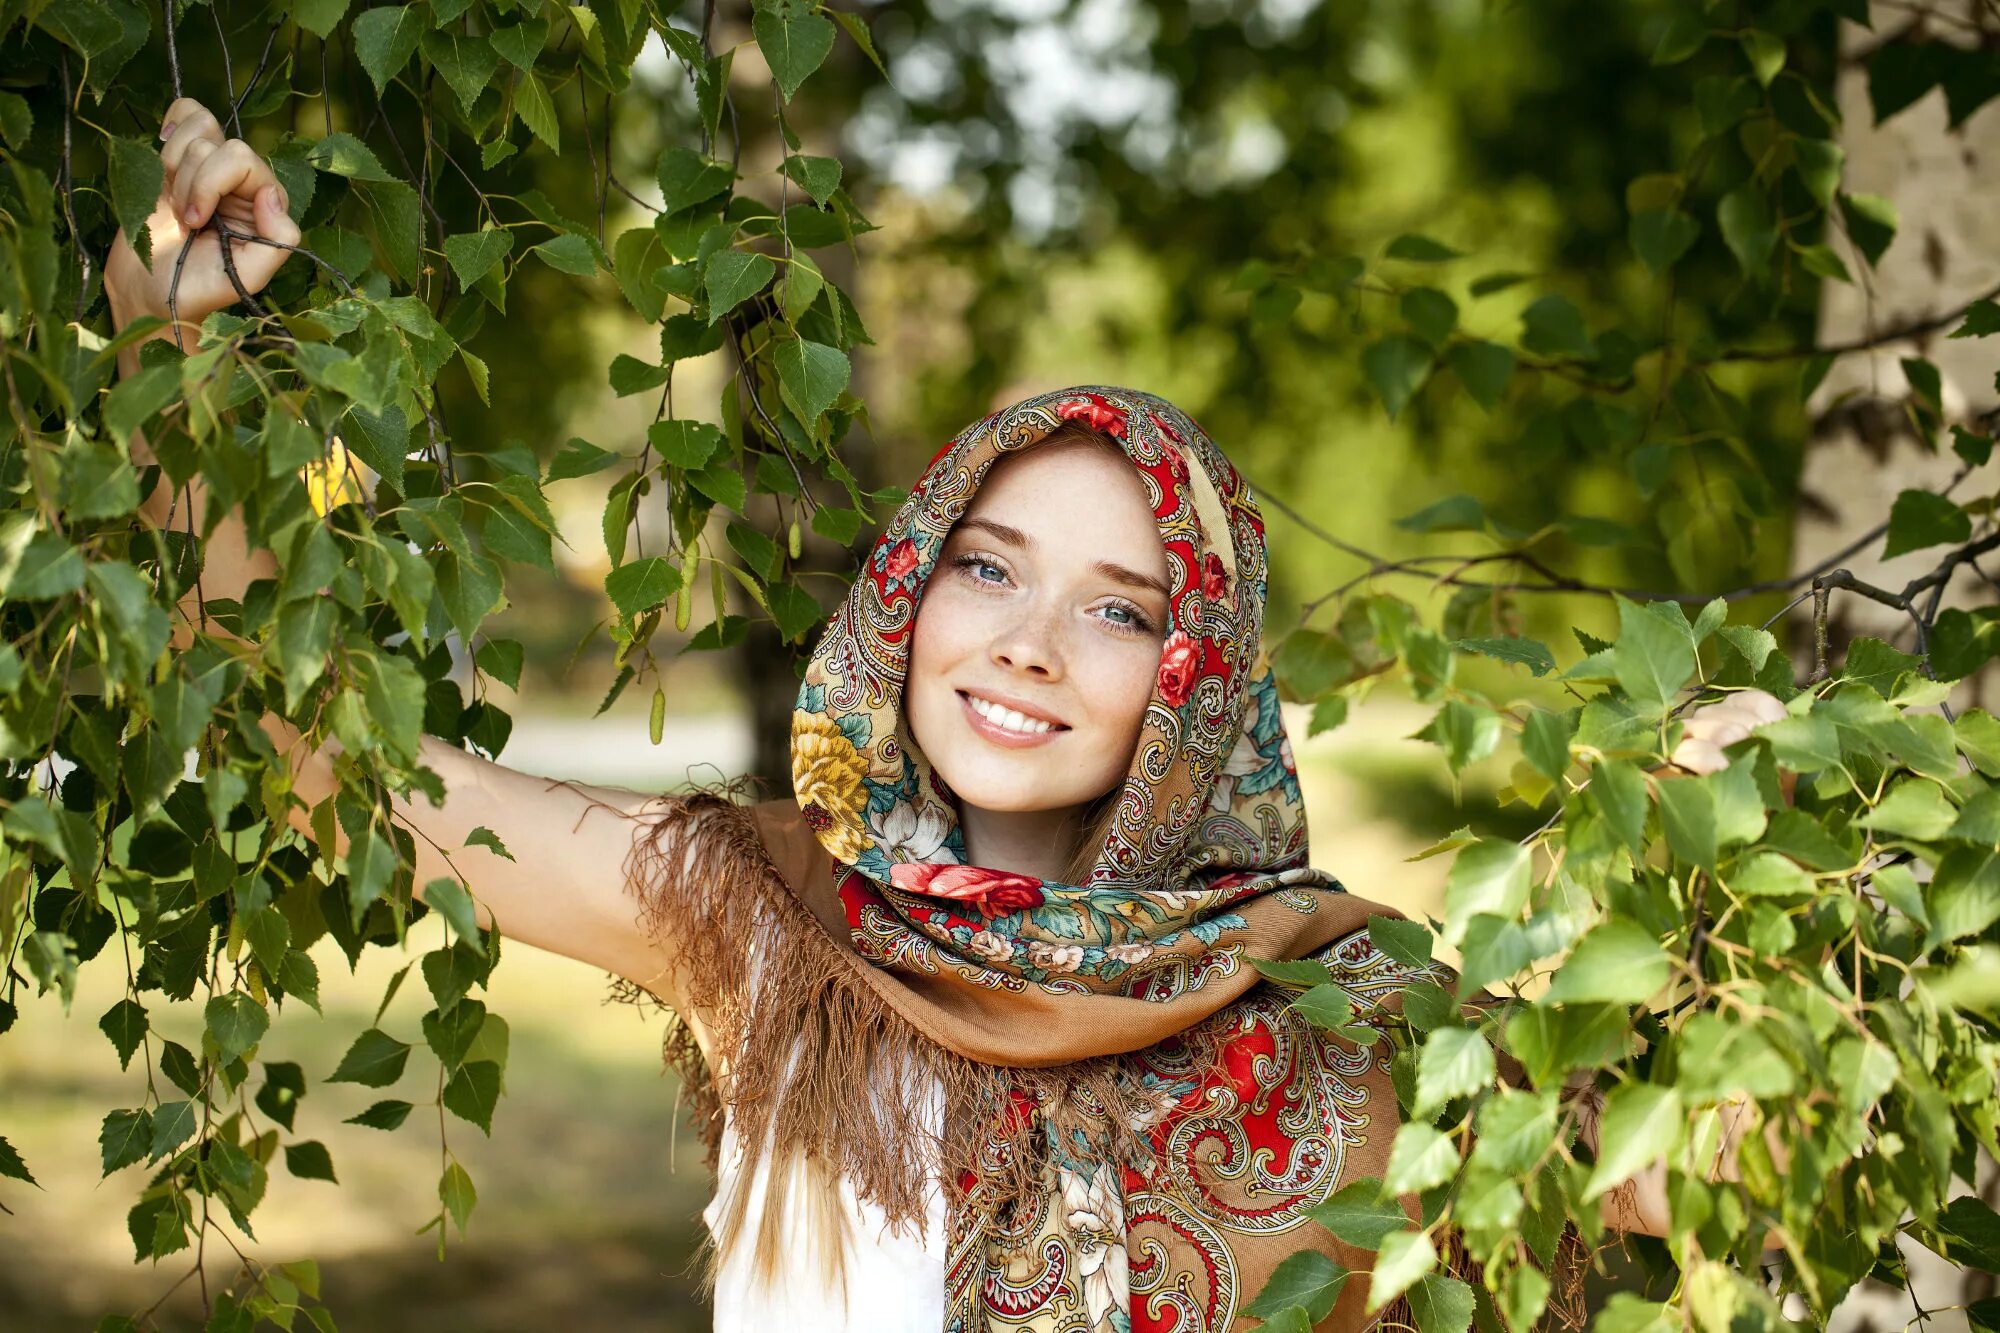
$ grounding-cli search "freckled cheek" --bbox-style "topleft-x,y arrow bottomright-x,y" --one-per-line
1079,645 -> 1161,740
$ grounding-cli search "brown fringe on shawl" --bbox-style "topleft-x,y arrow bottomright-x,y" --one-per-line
607,784 -> 1591,1330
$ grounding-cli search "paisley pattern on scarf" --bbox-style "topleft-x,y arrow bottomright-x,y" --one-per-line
789,385 -> 1454,1331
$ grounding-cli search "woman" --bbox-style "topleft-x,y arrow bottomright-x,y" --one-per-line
104,99 -> 1784,1333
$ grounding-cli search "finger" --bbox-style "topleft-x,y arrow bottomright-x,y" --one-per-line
225,185 -> 302,291
1731,689 -> 1789,725
1669,736 -> 1729,776
1683,715 -> 1751,749
169,137 -> 219,221
182,139 -> 278,231
161,102 -> 224,180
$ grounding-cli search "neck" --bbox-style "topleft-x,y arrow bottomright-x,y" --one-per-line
958,801 -> 1083,882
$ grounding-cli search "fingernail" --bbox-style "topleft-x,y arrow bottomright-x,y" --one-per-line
161,121 -> 176,140
185,205 -> 201,225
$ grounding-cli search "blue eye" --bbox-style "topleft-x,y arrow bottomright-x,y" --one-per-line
954,554 -> 1007,584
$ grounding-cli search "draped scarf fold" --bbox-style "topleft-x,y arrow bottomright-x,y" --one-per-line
615,385 -> 1586,1332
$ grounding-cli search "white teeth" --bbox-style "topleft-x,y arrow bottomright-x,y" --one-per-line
969,694 -> 1054,734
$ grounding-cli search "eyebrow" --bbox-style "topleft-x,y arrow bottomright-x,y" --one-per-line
954,517 -> 1171,598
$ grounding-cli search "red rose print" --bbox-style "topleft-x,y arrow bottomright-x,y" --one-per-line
1157,629 -> 1200,707
885,537 -> 919,580
888,862 -> 1046,916
1201,552 -> 1228,603
1148,410 -> 1186,447
1057,396 -> 1128,438
1166,448 -> 1189,484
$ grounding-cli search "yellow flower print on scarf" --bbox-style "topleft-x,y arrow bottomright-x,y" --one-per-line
790,709 -> 871,862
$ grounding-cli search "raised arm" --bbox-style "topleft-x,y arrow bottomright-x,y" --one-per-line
103,99 -> 686,1002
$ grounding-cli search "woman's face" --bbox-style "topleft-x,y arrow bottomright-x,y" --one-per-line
906,439 -> 1171,815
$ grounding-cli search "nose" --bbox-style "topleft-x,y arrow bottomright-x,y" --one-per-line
990,601 -> 1065,680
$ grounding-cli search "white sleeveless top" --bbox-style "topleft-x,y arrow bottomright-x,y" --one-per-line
704,1102 -> 951,1331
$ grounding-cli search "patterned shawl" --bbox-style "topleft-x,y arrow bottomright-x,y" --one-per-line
621,385 -> 1575,1332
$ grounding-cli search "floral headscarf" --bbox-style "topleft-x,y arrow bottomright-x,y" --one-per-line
793,385 -> 1321,991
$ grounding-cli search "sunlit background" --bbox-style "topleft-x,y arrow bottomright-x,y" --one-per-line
5,0 -> 1918,1326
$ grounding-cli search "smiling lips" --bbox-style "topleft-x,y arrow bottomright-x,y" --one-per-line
957,690 -> 1070,748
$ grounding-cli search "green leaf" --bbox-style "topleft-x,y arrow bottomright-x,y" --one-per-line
100,1109 -> 152,1174
1727,851 -> 1816,900
1613,595 -> 1695,705
1292,982 -> 1357,1030
443,1060 -> 503,1133
1414,700 -> 1502,776
440,1162 -> 477,1235
775,337 -> 849,423
1245,1250 -> 1350,1321
648,419 -> 727,468
1656,775 -> 1718,871
1400,287 -> 1458,345
307,132 -> 395,182
605,557 -> 681,619
1740,30 -> 1786,85
1444,341 -> 1515,411
1840,192 -> 1897,267
1718,184 -> 1777,278
1543,921 -> 1669,1005
1469,1089 -> 1559,1175
1394,494 -> 1486,534
1520,294 -> 1594,359
657,147 -> 735,214
346,1099 -> 414,1131
1859,778 -> 1958,841
1385,1123 -> 1458,1194
353,5 -> 424,93
1362,335 -> 1433,421
491,17 -> 550,71
1414,1027 -> 1496,1116
108,138 -> 163,264
1452,635 -> 1554,677
753,0 -> 836,101
99,998 -> 149,1075
1630,209 -> 1699,275
0,1134 -> 35,1187
780,155 -> 843,207
442,228 -> 514,290
1409,1275 -> 1475,1333
1252,957 -> 1337,988
1869,39 -> 1949,123
1366,1231 -> 1438,1313
1368,915 -> 1432,969
1522,710 -> 1575,781
689,464 -> 749,511
421,30 -> 501,115
1309,1178 -> 1406,1250
1950,300 -> 2000,339
285,1140 -> 338,1183
422,877 -> 484,954
328,1028 -> 411,1088
704,249 -> 775,321
1385,234 -> 1462,261
767,581 -> 825,643
532,233 -> 598,277
1883,489 -> 1970,559
1793,138 -> 1844,208
1442,839 -> 1531,948
1582,1083 -> 1683,1201
205,992 -> 269,1063
1596,1294 -> 1676,1333
1930,1196 -> 2000,1271
1652,14 -> 1708,64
